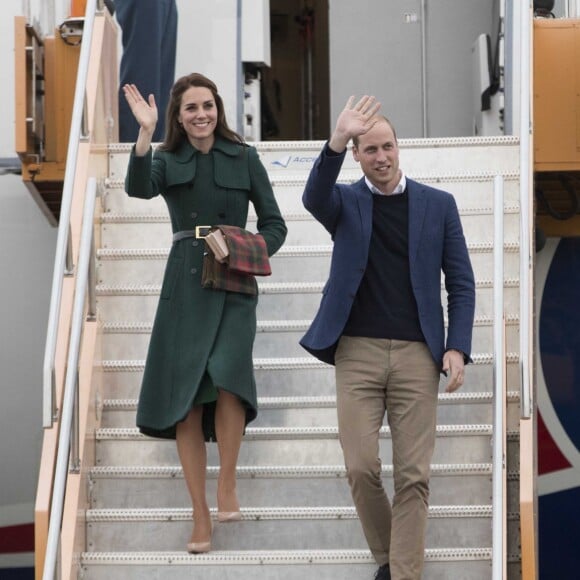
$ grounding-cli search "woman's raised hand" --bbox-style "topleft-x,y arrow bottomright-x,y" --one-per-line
122,84 -> 158,136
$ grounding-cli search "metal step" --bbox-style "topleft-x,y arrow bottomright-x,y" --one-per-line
99,355 -> 521,401
99,205 -> 521,249
95,241 -> 521,288
93,140 -> 523,579
94,424 -> 513,467
99,392 -> 522,429
101,353 -> 519,372
100,212 -> 334,247
95,282 -> 520,324
99,317 -> 520,360
85,505 -> 501,553
81,547 -> 507,580
102,169 -> 520,216
107,135 -> 520,175
89,463 -> 501,510
250,136 -> 520,175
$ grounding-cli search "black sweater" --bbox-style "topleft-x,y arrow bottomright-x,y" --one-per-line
343,189 -> 425,342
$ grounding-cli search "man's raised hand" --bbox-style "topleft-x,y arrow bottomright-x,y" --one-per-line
329,95 -> 381,152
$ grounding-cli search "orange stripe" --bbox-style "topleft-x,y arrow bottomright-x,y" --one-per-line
70,0 -> 87,17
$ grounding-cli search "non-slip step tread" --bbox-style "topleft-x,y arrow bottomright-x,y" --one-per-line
85,505 -> 494,522
81,546 -> 495,565
95,278 -> 520,297
108,135 -> 519,154
100,314 -> 520,333
101,391 -> 521,411
101,353 -> 519,372
105,170 -> 520,192
100,203 -> 522,225
101,212 -> 318,223
89,462 -> 496,479
96,424 -> 501,441
97,241 -> 520,260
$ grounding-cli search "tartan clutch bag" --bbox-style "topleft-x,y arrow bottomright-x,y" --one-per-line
201,225 -> 271,295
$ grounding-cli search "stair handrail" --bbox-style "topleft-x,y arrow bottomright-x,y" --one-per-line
519,0 -> 533,422
492,175 -> 507,579
518,4 -> 538,578
41,177 -> 98,580
519,2 -> 538,580
41,0 -> 99,428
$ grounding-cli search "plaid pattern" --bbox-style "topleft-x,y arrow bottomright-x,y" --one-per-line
201,225 -> 271,295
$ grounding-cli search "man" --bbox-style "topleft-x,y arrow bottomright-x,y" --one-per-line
300,96 -> 475,580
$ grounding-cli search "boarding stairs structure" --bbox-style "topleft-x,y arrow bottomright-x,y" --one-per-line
33,4 -> 536,580
76,136 -> 524,580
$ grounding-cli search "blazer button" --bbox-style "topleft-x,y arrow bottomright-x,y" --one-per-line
191,268 -> 197,275
191,211 -> 198,218
192,240 -> 199,247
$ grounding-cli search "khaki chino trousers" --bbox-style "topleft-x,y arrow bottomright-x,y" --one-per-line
335,336 -> 440,580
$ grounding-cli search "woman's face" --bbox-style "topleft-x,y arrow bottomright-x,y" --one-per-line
177,86 -> 218,151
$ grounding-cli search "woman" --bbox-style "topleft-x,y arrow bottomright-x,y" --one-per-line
122,73 -> 287,553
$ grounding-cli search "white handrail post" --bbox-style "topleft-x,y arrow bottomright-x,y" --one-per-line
492,175 -> 507,580
519,0 -> 533,421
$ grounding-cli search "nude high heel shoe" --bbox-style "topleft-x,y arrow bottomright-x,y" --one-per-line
217,510 -> 242,523
187,522 -> 213,553
217,486 -> 242,522
187,539 -> 211,554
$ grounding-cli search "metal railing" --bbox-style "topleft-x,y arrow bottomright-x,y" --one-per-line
518,4 -> 538,578
519,0 -> 533,421
41,0 -> 98,427
492,175 -> 507,579
39,0 -> 101,578
42,178 -> 98,580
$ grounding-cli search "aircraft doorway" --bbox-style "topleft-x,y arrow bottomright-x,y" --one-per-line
262,0 -> 330,141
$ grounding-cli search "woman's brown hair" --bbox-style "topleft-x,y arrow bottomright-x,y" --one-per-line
159,73 -> 245,151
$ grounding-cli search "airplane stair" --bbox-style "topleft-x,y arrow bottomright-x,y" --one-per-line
80,136 -> 522,579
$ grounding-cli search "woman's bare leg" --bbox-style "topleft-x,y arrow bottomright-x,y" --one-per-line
176,406 -> 212,542
215,389 -> 246,514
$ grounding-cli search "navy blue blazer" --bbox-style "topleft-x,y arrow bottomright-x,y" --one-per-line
299,145 -> 476,368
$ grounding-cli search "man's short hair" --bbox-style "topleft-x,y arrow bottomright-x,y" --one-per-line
352,115 -> 398,148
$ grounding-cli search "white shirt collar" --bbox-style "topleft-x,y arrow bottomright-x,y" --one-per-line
365,171 -> 406,196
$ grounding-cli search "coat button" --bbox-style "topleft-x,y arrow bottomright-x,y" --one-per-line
192,240 -> 199,247
191,211 -> 198,218
191,268 -> 197,275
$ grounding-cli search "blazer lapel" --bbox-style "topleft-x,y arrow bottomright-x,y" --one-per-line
408,179 -> 427,262
354,177 -> 373,240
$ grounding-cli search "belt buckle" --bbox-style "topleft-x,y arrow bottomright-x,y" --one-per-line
195,225 -> 212,238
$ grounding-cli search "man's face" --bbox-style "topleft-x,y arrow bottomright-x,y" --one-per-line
352,119 -> 401,195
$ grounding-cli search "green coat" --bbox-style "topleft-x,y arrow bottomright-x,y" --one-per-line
125,137 -> 287,440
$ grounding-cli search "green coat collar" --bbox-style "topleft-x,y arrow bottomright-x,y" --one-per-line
172,136 -> 242,164
161,137 -> 250,189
